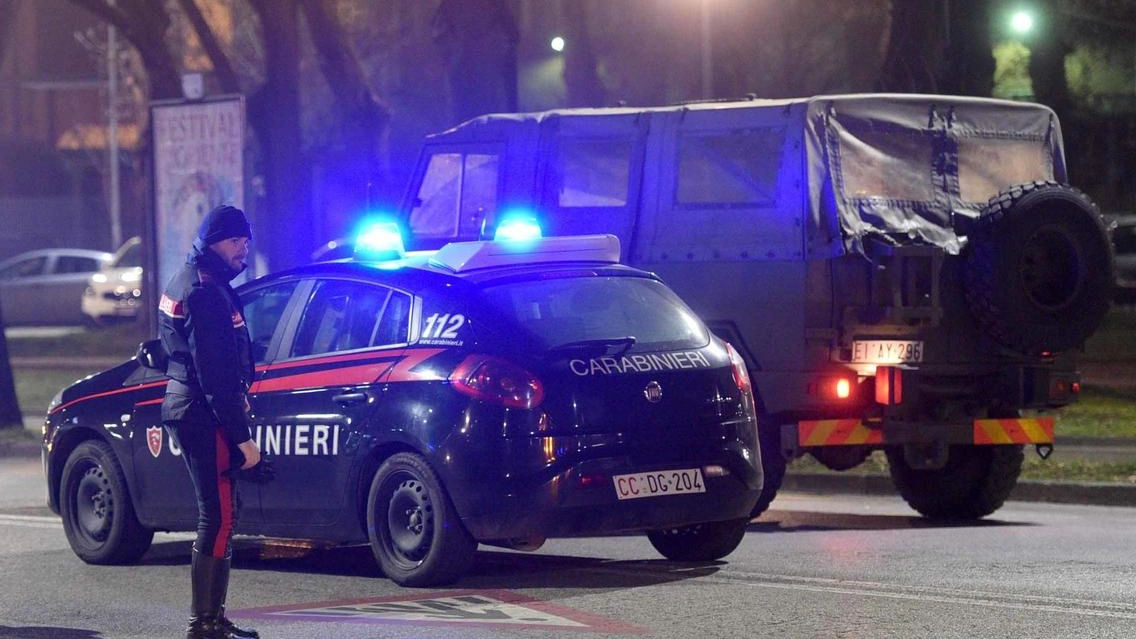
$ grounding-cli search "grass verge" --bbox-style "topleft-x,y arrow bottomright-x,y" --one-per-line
1055,385 -> 1136,439
6,322 -> 147,359
14,367 -> 106,417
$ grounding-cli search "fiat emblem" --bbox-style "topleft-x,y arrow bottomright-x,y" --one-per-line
643,381 -> 663,403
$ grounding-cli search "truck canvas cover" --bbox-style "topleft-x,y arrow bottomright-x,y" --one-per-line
420,94 -> 1064,260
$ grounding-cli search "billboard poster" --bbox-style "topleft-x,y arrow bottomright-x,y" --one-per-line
151,97 -> 245,292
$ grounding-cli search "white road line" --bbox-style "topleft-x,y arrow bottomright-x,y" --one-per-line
729,571 -> 1136,620
0,514 -> 62,529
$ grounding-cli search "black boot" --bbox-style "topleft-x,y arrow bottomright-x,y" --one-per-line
210,556 -> 259,639
187,550 -> 225,639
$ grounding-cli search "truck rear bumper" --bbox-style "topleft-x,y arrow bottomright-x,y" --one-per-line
795,416 -> 1055,447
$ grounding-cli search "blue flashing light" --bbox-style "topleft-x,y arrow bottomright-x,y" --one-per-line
353,219 -> 405,260
494,214 -> 543,242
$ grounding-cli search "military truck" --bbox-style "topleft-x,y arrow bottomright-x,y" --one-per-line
397,94 -> 1115,519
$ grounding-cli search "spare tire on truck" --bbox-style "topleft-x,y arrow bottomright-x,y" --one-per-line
962,181 -> 1114,355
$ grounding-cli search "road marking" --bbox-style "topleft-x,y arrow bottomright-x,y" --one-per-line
231,589 -> 644,633
731,571 -> 1136,620
0,514 -> 61,529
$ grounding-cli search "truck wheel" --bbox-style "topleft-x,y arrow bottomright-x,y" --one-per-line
809,446 -> 871,471
60,440 -> 154,564
886,444 -> 1023,519
962,181 -> 1113,355
749,418 -> 785,519
647,517 -> 748,561
367,452 -> 476,586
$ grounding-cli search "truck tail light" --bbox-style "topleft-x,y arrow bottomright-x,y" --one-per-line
809,376 -> 856,401
875,366 -> 903,405
450,355 -> 545,409
1048,376 -> 1081,402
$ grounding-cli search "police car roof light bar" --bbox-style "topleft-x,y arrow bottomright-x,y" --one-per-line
353,219 -> 405,260
494,214 -> 543,242
430,234 -> 621,273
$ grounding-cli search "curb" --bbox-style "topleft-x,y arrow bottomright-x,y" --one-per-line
783,472 -> 1136,508
0,438 -> 40,459
10,356 -> 123,369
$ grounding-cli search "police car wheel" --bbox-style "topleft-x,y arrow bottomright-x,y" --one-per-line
886,444 -> 1023,520
59,440 -> 154,564
963,181 -> 1113,355
366,453 -> 476,587
646,517 -> 749,562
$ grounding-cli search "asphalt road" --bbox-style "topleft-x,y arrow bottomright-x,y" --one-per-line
2,457 -> 1135,639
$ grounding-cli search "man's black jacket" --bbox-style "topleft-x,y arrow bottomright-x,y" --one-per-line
159,240 -> 254,445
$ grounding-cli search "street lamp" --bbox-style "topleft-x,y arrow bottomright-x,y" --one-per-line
1010,10 -> 1034,35
550,36 -> 565,53
701,0 -> 712,98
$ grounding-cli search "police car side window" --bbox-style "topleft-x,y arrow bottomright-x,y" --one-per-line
291,281 -> 408,357
241,280 -> 299,364
372,291 -> 410,346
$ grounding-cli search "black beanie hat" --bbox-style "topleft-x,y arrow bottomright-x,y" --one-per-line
198,205 -> 252,245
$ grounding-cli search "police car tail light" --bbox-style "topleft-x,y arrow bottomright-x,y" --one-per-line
725,342 -> 751,393
450,355 -> 545,409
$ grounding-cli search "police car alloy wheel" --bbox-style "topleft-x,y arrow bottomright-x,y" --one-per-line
366,452 -> 476,587
59,440 -> 154,564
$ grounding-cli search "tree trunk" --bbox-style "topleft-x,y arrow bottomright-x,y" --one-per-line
432,0 -> 518,123
939,0 -> 994,96
562,0 -> 604,107
0,0 -> 17,69
0,301 -> 22,429
298,0 -> 390,212
1027,1 -> 1073,122
248,0 -> 310,271
175,0 -> 240,93
878,0 -> 948,93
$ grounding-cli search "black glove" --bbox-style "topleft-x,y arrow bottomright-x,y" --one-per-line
224,455 -> 276,484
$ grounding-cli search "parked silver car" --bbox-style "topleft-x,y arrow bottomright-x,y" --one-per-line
81,236 -> 143,325
0,248 -> 112,326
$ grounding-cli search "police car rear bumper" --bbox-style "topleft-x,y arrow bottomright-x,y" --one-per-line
457,454 -> 761,540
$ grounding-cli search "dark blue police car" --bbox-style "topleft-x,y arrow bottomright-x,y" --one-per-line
42,220 -> 762,586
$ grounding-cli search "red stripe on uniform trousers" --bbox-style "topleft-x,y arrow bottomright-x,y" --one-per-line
213,428 -> 234,559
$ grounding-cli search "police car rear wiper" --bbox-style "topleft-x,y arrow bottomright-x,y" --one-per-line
550,336 -> 637,356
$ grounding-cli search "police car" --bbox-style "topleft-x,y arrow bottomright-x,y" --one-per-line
42,219 -> 762,586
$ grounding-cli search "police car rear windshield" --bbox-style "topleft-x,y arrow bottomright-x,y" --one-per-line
481,276 -> 709,352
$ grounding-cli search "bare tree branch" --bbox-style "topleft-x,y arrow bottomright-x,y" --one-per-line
175,0 -> 241,93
